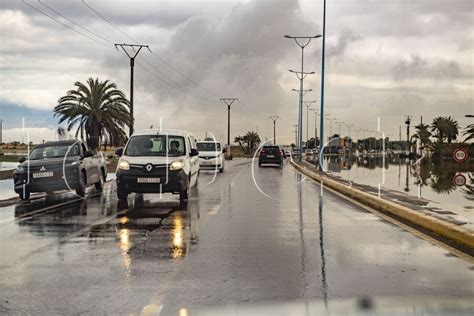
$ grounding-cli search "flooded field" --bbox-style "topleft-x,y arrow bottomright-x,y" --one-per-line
311,154 -> 473,226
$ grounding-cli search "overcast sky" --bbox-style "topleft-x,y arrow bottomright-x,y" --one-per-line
0,0 -> 472,144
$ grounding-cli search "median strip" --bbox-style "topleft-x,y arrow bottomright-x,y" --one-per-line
290,160 -> 474,253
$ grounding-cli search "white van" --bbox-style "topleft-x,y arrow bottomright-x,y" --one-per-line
196,139 -> 225,172
115,129 -> 200,201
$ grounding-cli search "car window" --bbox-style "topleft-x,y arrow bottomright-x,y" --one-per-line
29,144 -> 80,160
196,142 -> 221,151
124,135 -> 186,157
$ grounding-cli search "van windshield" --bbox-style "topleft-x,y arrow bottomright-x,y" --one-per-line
124,135 -> 186,157
196,142 -> 221,152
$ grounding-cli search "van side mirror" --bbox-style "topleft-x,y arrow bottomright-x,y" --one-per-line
18,157 -> 26,163
83,150 -> 94,158
190,148 -> 199,157
115,148 -> 123,157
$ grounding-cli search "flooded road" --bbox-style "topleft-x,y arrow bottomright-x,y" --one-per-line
0,159 -> 473,314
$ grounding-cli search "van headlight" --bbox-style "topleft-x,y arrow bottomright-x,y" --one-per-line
170,159 -> 184,170
118,159 -> 130,170
16,166 -> 24,172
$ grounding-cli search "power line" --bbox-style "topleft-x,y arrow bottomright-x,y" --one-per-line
81,0 -> 222,99
28,0 -> 220,105
21,0 -> 111,49
38,0 -> 114,45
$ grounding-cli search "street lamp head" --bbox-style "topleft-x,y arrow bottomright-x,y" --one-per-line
289,69 -> 296,73
283,35 -> 292,39
309,71 -> 316,74
313,34 -> 323,38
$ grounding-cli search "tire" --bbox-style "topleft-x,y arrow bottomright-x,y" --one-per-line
19,190 -> 30,200
219,165 -> 224,173
94,170 -> 104,192
117,186 -> 128,200
179,177 -> 190,201
76,170 -> 86,197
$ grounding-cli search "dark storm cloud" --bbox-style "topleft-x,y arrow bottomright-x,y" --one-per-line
327,29 -> 361,59
392,54 -> 462,81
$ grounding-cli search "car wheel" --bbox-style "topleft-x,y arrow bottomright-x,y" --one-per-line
219,165 -> 224,173
179,177 -> 190,201
117,186 -> 128,200
19,190 -> 30,201
94,171 -> 104,192
76,171 -> 86,197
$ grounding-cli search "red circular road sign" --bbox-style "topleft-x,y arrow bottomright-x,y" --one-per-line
453,174 -> 467,186
453,148 -> 468,162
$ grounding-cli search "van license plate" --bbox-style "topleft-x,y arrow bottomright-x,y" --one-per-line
137,178 -> 160,183
267,155 -> 274,158
33,172 -> 54,178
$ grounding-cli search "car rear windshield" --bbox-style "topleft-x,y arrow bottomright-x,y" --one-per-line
124,135 -> 186,157
29,144 -> 80,160
196,142 -> 221,151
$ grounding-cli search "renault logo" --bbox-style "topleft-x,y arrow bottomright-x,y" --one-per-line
145,164 -> 153,172
40,166 -> 46,171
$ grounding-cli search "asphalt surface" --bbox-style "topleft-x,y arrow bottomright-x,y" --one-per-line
0,159 -> 473,315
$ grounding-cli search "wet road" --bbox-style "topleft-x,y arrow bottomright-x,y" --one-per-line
0,159 -> 473,314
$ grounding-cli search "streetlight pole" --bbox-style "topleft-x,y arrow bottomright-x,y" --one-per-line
289,70 -> 315,158
319,0 -> 327,170
269,116 -> 281,145
220,98 -> 239,157
285,34 -> 321,162
335,121 -> 344,136
115,43 -> 150,136
304,101 -> 316,148
326,118 -> 336,140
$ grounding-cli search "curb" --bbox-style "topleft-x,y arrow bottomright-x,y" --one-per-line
291,160 -> 474,251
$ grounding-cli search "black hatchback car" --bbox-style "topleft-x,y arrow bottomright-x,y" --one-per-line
258,145 -> 283,167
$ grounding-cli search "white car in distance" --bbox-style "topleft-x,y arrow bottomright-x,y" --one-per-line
196,139 -> 225,172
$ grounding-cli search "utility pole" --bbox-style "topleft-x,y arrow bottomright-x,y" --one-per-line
115,43 -> 150,136
405,115 -> 412,155
220,98 -> 239,156
0,119 -> 3,145
293,124 -> 298,147
269,116 -> 281,145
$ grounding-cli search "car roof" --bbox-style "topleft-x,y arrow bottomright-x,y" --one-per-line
131,129 -> 191,137
35,139 -> 81,148
196,140 -> 222,144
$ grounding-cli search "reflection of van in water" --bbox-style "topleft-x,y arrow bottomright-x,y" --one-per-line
115,129 -> 200,201
196,139 -> 225,172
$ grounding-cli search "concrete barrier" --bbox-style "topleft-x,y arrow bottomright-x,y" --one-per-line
291,160 -> 474,251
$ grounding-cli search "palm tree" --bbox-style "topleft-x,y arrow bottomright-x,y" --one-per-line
462,123 -> 474,143
234,135 -> 245,152
431,116 -> 459,143
56,126 -> 67,140
431,116 -> 447,143
413,122 -> 431,148
244,131 -> 261,153
54,78 -> 132,150
444,116 -> 459,143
